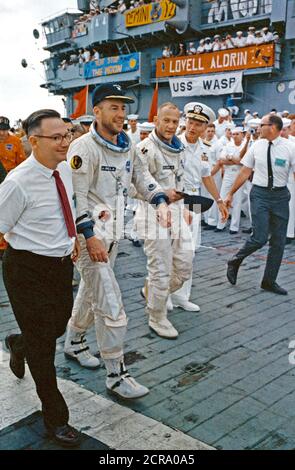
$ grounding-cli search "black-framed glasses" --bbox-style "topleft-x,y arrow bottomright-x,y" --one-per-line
33,133 -> 73,144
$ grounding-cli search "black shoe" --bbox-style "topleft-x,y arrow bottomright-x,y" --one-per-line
285,237 -> 294,245
261,281 -> 288,295
131,239 -> 142,247
227,259 -> 241,285
46,424 -> 81,448
215,228 -> 226,233
201,220 -> 208,227
5,335 -> 25,379
241,210 -> 246,218
203,225 -> 217,231
229,230 -> 238,235
242,228 -> 252,234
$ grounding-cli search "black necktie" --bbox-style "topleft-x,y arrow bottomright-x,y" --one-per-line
267,141 -> 273,189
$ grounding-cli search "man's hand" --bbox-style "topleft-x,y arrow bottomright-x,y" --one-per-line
183,208 -> 193,226
224,194 -> 233,209
156,203 -> 171,228
165,189 -> 183,204
86,236 -> 109,263
217,201 -> 229,224
71,238 -> 81,263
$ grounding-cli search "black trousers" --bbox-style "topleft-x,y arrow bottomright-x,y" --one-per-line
2,246 -> 73,428
233,186 -> 290,284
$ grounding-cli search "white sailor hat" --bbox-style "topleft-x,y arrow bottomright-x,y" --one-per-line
248,26 -> 256,31
205,37 -> 211,41
214,34 -> 220,39
247,118 -> 261,128
138,122 -> 155,132
282,118 -> 291,129
184,102 -> 216,123
255,30 -> 262,35
253,111 -> 259,117
244,109 -> 251,114
262,26 -> 269,31
76,114 -> 94,124
218,108 -> 230,118
232,126 -> 244,134
127,114 -> 139,120
199,39 -> 205,44
236,31 -> 243,36
282,110 -> 290,116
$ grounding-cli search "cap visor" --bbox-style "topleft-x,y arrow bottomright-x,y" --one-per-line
105,95 -> 135,103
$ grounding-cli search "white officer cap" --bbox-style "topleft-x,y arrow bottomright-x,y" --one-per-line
184,102 -> 216,123
127,114 -> 139,120
282,118 -> 291,129
138,122 -> 155,132
218,108 -> 230,118
247,118 -> 261,128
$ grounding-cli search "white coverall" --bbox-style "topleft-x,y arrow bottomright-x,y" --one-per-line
134,130 -> 194,327
67,124 -> 164,361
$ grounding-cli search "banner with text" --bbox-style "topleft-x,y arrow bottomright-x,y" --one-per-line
169,72 -> 244,97
125,0 -> 176,28
157,44 -> 274,78
84,53 -> 139,79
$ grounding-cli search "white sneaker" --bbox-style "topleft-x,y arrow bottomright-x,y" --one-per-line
167,295 -> 173,312
172,299 -> 200,312
64,329 -> 100,369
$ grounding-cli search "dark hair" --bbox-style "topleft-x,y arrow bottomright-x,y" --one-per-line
22,109 -> 61,136
62,117 -> 72,123
268,114 -> 283,131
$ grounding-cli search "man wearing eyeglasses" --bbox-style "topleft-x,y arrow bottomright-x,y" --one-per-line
0,109 -> 81,447
224,114 -> 295,295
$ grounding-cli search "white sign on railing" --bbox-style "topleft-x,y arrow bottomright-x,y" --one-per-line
206,0 -> 272,24
169,71 -> 244,97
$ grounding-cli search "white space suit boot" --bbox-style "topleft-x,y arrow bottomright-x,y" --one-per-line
171,296 -> 200,312
148,309 -> 179,339
167,295 -> 173,312
64,327 -> 100,369
105,359 -> 149,399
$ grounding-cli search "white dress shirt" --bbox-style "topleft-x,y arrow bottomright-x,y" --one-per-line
0,155 -> 75,256
241,137 -> 295,187
180,135 -> 211,195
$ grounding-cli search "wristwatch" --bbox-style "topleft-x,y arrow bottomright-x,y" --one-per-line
216,198 -> 223,204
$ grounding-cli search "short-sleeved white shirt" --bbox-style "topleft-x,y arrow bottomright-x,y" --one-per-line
180,135 -> 211,195
241,136 -> 295,187
0,155 -> 75,256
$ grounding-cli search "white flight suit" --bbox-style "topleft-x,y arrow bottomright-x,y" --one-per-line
134,130 -> 194,335
67,124 -> 163,361
217,141 -> 245,232
172,135 -> 211,304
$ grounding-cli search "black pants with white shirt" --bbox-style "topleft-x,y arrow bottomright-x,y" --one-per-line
233,185 -> 290,284
2,246 -> 73,428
